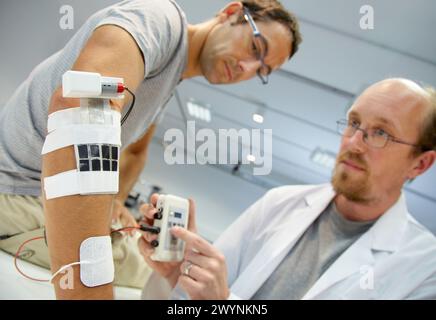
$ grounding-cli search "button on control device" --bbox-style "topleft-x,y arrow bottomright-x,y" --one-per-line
149,194 -> 189,262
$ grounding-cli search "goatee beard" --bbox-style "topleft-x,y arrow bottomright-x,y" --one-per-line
331,151 -> 371,204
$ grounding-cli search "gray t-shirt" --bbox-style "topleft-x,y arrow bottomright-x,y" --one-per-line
252,201 -> 376,300
0,0 -> 188,196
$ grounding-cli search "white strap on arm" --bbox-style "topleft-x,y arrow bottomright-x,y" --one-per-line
42,125 -> 121,155
44,170 -> 119,199
43,106 -> 121,155
47,106 -> 121,133
47,108 -> 83,133
42,103 -> 122,200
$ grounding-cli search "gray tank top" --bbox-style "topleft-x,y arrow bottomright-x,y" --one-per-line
0,0 -> 188,196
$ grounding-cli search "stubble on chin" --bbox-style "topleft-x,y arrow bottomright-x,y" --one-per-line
331,165 -> 371,204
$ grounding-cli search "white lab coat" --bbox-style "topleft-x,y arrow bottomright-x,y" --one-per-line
143,184 -> 436,300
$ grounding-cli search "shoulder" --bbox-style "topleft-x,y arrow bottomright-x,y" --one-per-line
249,184 -> 330,223
404,215 -> 436,252
263,183 -> 330,204
94,0 -> 186,76
102,0 -> 184,26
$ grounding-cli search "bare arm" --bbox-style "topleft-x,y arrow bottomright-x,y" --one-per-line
42,25 -> 144,299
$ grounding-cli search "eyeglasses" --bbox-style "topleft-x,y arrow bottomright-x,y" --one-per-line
336,119 -> 421,149
243,7 -> 271,85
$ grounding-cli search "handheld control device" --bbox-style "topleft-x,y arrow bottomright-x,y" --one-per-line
144,194 -> 189,262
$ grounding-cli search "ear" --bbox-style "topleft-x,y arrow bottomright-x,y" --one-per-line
216,2 -> 244,22
407,150 -> 436,179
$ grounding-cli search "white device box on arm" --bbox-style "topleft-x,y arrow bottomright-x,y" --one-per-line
151,195 -> 190,262
62,70 -> 125,99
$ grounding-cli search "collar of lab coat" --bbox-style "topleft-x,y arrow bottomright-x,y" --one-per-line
367,193 -> 409,252
306,184 -> 409,253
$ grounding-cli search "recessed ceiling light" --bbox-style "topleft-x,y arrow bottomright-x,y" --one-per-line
252,113 -> 264,124
310,148 -> 336,169
187,100 -> 212,123
247,154 -> 256,162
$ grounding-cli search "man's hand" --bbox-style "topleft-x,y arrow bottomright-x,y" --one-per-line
112,199 -> 138,236
173,227 -> 230,300
137,194 -> 197,287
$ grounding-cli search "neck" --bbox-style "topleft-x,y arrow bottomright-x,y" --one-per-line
182,18 -> 220,80
334,189 -> 402,222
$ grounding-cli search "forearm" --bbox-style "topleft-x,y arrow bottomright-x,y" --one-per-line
43,193 -> 114,299
42,91 -> 114,299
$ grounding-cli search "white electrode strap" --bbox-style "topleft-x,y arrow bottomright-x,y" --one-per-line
44,170 -> 119,199
79,236 -> 114,287
42,125 -> 121,155
47,108 -> 82,133
47,107 -> 121,133
42,97 -> 121,199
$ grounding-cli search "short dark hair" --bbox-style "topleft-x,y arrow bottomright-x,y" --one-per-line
235,0 -> 303,59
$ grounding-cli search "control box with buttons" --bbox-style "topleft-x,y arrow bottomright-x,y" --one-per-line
150,194 -> 189,262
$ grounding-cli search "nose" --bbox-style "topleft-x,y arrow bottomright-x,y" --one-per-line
346,128 -> 367,153
237,59 -> 261,76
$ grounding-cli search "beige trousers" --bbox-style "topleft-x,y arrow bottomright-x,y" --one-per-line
0,193 -> 151,289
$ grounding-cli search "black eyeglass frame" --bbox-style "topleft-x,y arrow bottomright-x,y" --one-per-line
243,7 -> 272,85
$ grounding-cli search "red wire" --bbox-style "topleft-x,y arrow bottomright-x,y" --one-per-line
111,226 -> 140,234
14,236 -> 49,282
14,227 -> 140,282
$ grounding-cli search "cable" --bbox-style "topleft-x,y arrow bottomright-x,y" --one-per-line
111,226 -> 140,234
14,236 -> 48,282
121,87 -> 136,125
49,261 -> 86,282
14,226 -> 141,282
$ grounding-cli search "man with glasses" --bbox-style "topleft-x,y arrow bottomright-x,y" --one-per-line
0,0 -> 301,299
140,78 -> 436,299
193,2 -> 301,85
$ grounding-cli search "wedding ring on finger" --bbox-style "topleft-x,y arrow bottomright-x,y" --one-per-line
183,261 -> 194,277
